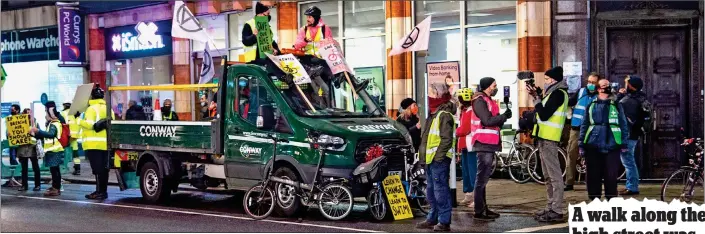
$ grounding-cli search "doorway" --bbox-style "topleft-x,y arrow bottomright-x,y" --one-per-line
605,28 -> 689,178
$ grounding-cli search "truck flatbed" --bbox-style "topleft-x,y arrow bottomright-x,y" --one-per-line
110,120 -> 218,154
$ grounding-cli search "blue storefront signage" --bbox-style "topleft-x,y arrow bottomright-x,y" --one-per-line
58,7 -> 86,63
1,102 -> 18,118
104,20 -> 173,60
1,27 -> 59,63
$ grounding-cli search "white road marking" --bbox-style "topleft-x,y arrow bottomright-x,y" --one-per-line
1,194 -> 381,233
505,222 -> 569,233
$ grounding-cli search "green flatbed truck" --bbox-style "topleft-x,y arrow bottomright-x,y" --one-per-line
108,64 -> 413,217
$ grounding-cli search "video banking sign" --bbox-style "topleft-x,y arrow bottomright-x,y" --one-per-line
104,20 -> 173,61
1,27 -> 59,63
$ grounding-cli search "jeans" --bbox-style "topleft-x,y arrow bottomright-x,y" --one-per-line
19,157 -> 40,188
426,157 -> 452,225
586,148 -> 621,200
538,139 -> 564,214
620,139 -> 640,192
86,150 -> 110,193
9,148 -> 18,165
460,149 -> 477,193
474,151 -> 495,215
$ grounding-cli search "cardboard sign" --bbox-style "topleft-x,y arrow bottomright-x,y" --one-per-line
68,84 -> 96,116
6,114 -> 32,146
382,175 -> 414,220
254,16 -> 273,59
317,39 -> 353,75
266,53 -> 311,85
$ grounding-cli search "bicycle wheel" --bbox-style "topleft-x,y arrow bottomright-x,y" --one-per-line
490,153 -> 499,176
661,169 -> 704,203
243,184 -> 276,220
618,165 -> 626,180
412,181 -> 430,215
528,147 -> 568,185
509,143 -> 534,184
367,186 -> 390,221
318,183 -> 354,221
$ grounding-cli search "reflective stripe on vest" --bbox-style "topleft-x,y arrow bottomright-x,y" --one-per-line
304,26 -> 323,57
43,122 -> 64,153
584,100 -> 622,145
425,110 -> 455,164
532,89 -> 569,142
470,95 -> 501,145
243,19 -> 257,62
571,88 -> 596,127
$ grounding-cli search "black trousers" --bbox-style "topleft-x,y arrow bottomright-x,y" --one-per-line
585,148 -> 621,201
49,166 -> 61,189
86,150 -> 110,193
474,151 -> 495,215
19,157 -> 40,188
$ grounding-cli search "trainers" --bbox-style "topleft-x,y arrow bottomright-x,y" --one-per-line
619,189 -> 639,196
537,210 -> 564,222
534,209 -> 548,218
473,213 -> 495,221
433,223 -> 451,232
564,185 -> 574,191
416,221 -> 437,229
33,186 -> 41,191
486,210 -> 501,219
18,187 -> 28,192
43,187 -> 61,196
466,201 -> 475,208
459,193 -> 473,205
86,192 -> 107,200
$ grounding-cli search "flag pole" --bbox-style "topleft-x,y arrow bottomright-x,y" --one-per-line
343,72 -> 358,99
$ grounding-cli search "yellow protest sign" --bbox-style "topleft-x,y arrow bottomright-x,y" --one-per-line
6,114 -> 32,146
382,175 -> 414,220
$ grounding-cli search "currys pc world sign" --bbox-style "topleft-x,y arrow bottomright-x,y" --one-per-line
58,7 -> 86,63
104,20 -> 172,61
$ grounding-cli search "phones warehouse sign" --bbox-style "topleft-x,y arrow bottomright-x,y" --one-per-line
1,27 -> 59,63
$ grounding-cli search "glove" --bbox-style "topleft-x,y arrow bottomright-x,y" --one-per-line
503,109 -> 512,118
74,111 -> 81,118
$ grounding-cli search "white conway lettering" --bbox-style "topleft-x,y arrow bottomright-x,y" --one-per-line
139,125 -> 178,138
346,124 -> 396,132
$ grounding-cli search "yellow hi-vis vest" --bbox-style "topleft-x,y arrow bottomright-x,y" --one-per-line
425,111 -> 455,164
78,99 -> 114,151
61,110 -> 80,150
303,26 -> 323,57
44,121 -> 65,153
243,19 -> 258,62
532,89 -> 569,142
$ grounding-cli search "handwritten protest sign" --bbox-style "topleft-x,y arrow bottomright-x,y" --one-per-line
317,39 -> 353,75
266,53 -> 312,85
6,114 -> 32,146
382,175 -> 414,220
255,16 -> 274,59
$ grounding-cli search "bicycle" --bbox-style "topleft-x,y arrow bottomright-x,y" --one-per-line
490,130 -> 535,184
525,136 -> 569,185
575,150 -> 626,183
660,133 -> 704,203
357,144 -> 428,221
243,131 -> 354,221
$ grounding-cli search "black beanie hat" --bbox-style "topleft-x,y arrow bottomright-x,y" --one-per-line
545,66 -> 564,82
627,75 -> 643,91
400,98 -> 416,110
255,2 -> 269,15
479,77 -> 496,92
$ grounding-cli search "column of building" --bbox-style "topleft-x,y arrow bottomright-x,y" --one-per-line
385,0 -> 414,118
277,1 -> 298,49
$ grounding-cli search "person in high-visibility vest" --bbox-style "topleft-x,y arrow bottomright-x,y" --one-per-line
60,103 -> 82,175
529,66 -> 569,222
416,92 -> 456,232
241,2 -> 280,63
564,73 -> 600,191
78,85 -> 114,200
18,108 -> 41,191
29,101 -> 66,197
294,6 -> 333,58
469,78 -> 510,221
578,79 -> 629,201
161,99 -> 179,121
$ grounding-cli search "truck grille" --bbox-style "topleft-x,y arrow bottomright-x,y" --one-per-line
355,139 -> 409,176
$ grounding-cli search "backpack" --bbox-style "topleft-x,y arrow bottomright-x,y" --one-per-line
58,123 -> 71,148
518,110 -> 537,132
640,99 -> 653,133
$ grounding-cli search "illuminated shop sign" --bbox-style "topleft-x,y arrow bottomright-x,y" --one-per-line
104,20 -> 172,60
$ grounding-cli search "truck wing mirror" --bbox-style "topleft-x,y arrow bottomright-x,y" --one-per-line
257,104 -> 276,131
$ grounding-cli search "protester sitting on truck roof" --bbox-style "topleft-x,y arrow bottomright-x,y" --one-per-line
161,99 -> 179,121
125,100 -> 147,121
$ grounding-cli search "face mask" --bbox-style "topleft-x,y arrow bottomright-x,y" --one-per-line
162,106 -> 171,113
600,88 -> 611,95
268,15 -> 272,22
587,84 -> 596,92
201,102 -> 207,107
11,110 -> 17,115
490,89 -> 498,97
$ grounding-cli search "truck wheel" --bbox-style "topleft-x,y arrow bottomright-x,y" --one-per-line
274,166 -> 303,217
140,162 -> 171,203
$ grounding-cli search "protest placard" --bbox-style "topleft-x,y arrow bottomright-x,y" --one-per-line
255,16 -> 274,59
317,39 -> 353,75
382,175 -> 414,220
266,53 -> 311,85
6,114 -> 32,146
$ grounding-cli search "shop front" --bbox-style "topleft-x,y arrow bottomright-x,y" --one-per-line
103,20 -> 174,120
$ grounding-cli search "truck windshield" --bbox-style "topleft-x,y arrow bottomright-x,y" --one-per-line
272,75 -> 385,118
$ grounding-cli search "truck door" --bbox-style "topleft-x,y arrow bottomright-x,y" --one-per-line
224,74 -> 282,180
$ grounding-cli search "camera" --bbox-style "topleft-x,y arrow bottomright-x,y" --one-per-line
517,70 -> 542,98
610,82 -> 620,93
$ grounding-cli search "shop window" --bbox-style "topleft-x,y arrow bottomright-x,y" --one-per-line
427,29 -> 461,63
193,15 -> 228,52
228,10 -> 278,60
300,1 -> 339,37
466,1 -> 516,26
343,1 -> 384,37
108,55 -> 173,120
415,1 -> 460,28
344,37 -> 385,68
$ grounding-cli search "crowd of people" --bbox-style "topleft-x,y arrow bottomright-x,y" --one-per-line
398,67 -> 649,231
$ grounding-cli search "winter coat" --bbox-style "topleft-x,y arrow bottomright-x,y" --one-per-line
579,97 -> 630,153
419,102 -> 455,164
617,91 -> 648,140
471,92 -> 507,152
396,114 -> 421,152
125,105 -> 147,120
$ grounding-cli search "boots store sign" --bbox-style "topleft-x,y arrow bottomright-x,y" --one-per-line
104,20 -> 173,60
0,27 -> 59,63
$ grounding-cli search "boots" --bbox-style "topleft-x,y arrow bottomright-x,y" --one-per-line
73,164 -> 81,176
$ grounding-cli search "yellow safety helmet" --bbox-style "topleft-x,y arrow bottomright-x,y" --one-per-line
456,88 -> 473,102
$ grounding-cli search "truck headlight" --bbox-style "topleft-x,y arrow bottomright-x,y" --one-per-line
315,134 -> 346,151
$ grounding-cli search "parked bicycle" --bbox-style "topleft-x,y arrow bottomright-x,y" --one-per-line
525,136 -> 569,185
575,151 -> 626,183
243,131 -> 354,221
660,129 -> 704,203
491,130 -> 535,184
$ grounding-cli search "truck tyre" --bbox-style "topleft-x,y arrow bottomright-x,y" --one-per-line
273,166 -> 303,217
140,162 -> 171,203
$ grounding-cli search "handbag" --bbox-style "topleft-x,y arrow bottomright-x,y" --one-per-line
35,139 -> 45,159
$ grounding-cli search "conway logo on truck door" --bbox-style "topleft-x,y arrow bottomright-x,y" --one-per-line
139,125 -> 177,137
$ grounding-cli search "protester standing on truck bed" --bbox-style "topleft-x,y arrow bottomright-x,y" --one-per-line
161,99 -> 179,121
78,85 -> 114,200
29,101 -> 65,196
125,100 -> 147,121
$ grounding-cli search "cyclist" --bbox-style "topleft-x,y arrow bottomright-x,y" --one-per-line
455,88 -> 477,208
